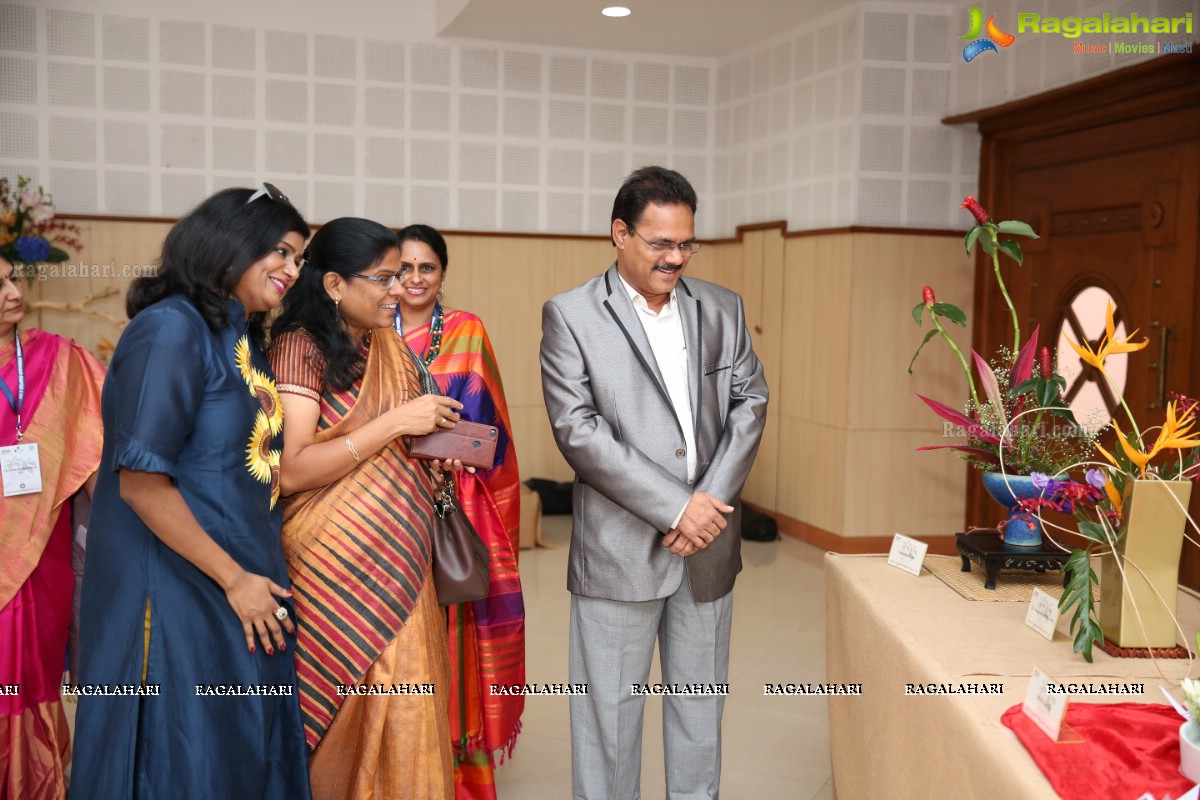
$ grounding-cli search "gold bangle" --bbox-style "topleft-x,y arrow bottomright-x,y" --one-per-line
346,436 -> 362,463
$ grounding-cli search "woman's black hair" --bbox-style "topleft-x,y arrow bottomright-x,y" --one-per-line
396,224 -> 449,271
270,217 -> 400,391
126,187 -> 309,347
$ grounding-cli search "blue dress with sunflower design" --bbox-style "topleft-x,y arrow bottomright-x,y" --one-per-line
72,296 -> 311,800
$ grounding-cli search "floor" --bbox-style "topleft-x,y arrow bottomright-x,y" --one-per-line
495,515 -> 835,799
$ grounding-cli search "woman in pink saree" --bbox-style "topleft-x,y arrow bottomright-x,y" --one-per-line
0,254 -> 105,799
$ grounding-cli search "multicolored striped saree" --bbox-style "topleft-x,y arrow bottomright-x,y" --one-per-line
273,328 -> 453,799
402,309 -> 525,800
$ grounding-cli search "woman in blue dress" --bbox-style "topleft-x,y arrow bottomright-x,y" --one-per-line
72,185 -> 313,799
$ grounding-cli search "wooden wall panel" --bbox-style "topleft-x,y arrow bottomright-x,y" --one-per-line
781,233 -> 852,428
849,234 -> 974,431
843,233 -> 974,541
29,219 -> 171,354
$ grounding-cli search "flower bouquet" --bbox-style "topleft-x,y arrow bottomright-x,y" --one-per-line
0,175 -> 82,279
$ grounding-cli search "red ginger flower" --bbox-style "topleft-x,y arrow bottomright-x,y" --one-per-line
922,285 -> 936,306
1038,346 -> 1053,380
961,195 -> 990,225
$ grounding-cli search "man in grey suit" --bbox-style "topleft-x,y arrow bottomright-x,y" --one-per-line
540,166 -> 768,800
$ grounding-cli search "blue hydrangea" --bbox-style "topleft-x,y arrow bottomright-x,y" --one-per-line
14,235 -> 51,263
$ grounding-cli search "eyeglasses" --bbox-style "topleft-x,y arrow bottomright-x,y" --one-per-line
630,229 -> 702,255
246,182 -> 289,205
347,272 -> 400,288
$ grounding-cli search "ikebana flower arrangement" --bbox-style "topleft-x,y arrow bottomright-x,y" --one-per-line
0,175 -> 82,278
909,196 -> 1097,478
911,196 -> 1200,663
1033,306 -> 1200,661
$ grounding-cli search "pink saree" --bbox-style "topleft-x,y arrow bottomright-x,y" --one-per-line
0,329 -> 104,800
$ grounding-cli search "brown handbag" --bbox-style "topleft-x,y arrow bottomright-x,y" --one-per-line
431,476 -> 491,605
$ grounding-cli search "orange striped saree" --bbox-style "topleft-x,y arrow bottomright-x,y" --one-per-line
403,310 -> 524,800
272,329 -> 453,799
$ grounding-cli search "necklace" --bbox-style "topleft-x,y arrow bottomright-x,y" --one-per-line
396,302 -> 443,367
421,303 -> 443,366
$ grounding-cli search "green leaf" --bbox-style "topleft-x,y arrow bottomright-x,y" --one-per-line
932,302 -> 966,326
912,302 -> 924,326
1052,374 -> 1067,390
1058,548 -> 1102,663
1008,378 -> 1037,398
1046,406 -> 1079,423
997,239 -> 1023,266
964,226 -> 983,257
1035,378 -> 1056,409
1076,520 -> 1110,545
908,329 -> 939,375
979,234 -> 997,255
997,220 -> 1039,238
46,247 -> 69,262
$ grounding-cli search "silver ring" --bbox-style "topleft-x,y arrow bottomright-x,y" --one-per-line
439,417 -> 448,426
274,607 -> 289,622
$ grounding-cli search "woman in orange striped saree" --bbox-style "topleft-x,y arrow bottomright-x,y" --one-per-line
393,226 -> 524,800
0,254 -> 104,800
269,217 -> 466,800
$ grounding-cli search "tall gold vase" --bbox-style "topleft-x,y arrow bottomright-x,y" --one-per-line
1099,479 -> 1192,648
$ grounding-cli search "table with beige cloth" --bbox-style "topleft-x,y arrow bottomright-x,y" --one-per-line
825,553 -> 1199,799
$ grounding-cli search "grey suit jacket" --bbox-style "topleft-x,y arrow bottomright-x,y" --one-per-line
540,265 -> 769,603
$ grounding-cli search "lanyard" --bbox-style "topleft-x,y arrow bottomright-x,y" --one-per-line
0,326 -> 24,440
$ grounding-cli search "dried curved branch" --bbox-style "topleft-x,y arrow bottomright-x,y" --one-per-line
27,286 -> 127,329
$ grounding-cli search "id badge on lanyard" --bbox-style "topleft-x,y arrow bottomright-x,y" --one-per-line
1,327 -> 42,496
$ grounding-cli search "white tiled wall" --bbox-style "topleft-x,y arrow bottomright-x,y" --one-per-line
0,3 -> 715,238
714,3 -> 974,233
711,0 -> 1196,234
2,0 -> 1194,237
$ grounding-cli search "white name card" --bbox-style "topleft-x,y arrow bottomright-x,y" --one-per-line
1024,588 -> 1060,641
1023,666 -> 1068,741
1,442 -> 42,497
887,533 -> 928,576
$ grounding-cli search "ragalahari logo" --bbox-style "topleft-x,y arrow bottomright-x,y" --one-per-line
960,6 -> 1016,62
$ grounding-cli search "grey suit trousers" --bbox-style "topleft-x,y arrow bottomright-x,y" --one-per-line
569,572 -> 733,800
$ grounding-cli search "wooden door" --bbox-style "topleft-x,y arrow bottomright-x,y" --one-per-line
947,56 -> 1200,586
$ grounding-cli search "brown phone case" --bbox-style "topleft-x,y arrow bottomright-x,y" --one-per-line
408,420 -> 499,469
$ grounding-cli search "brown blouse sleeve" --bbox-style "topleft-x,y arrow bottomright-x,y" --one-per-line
269,329 -> 326,402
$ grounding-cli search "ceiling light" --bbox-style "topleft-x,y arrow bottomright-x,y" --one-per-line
602,6 -> 631,17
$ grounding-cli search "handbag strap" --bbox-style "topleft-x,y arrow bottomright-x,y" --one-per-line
435,475 -> 458,518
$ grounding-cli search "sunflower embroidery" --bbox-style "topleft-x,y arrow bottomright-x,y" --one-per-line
233,336 -> 256,392
252,369 -> 285,435
234,335 -> 283,508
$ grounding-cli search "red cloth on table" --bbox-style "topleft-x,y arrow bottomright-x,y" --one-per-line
1001,702 -> 1193,800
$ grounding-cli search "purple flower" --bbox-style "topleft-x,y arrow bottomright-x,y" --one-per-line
1030,472 -> 1049,490
1085,469 -> 1106,490
14,235 -> 51,263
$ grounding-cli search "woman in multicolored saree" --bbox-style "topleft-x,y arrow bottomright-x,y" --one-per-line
0,254 -> 104,800
393,225 -> 525,800
269,217 -> 465,799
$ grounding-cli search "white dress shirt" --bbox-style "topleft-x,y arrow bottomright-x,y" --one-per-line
618,274 -> 695,529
